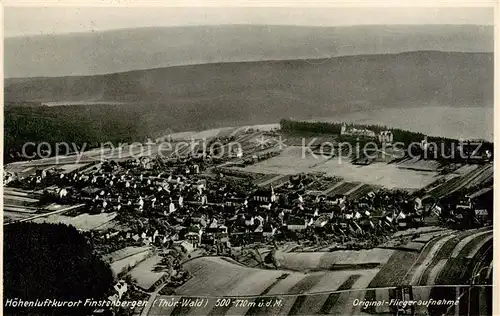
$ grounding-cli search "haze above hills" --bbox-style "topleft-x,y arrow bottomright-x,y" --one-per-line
5,24 -> 493,78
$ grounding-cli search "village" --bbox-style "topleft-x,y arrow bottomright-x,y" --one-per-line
3,123 -> 493,315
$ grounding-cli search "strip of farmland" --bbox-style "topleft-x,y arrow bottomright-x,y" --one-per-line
427,164 -> 493,199
418,230 -> 481,285
282,274 -> 325,316
347,184 -> 378,200
318,275 -> 361,314
245,273 -> 290,316
326,182 -> 359,196
257,174 -> 290,188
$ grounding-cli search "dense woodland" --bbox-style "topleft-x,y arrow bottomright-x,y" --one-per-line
4,104 -> 151,162
4,222 -> 114,315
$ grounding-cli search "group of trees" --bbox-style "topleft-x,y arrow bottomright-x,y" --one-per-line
4,104 -> 152,163
4,222 -> 114,315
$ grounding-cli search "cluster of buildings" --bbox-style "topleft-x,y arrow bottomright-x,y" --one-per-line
3,132 -> 493,299
11,157 -> 427,252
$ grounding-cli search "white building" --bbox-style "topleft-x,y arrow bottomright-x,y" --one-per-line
341,123 -> 376,138
378,131 -> 394,144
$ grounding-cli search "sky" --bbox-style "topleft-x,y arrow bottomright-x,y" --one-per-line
4,6 -> 494,37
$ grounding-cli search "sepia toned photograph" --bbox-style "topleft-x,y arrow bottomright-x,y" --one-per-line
3,3 -> 494,316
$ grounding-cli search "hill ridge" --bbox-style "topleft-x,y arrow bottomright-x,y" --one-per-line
5,50 -> 491,81
5,24 -> 493,78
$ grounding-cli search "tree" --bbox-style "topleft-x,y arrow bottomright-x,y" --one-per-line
4,222 -> 114,315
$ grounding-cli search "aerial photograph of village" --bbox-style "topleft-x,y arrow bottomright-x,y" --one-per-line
3,4 -> 494,316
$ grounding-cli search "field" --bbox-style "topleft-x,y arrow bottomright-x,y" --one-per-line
33,212 -> 118,231
148,256 -> 379,316
348,183 -> 380,200
311,159 -> 439,189
275,248 -> 395,271
303,176 -> 341,191
240,147 -> 440,189
327,182 -> 361,196
128,254 -> 167,291
426,164 -> 493,199
394,157 -> 443,172
129,225 -> 493,316
104,246 -> 153,276
3,188 -> 41,223
241,146 -> 328,175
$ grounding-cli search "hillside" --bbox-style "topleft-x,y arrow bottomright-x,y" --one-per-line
5,24 -> 493,78
4,51 -> 493,161
6,51 -> 493,113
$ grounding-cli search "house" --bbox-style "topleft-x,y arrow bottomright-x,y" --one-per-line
335,217 -> 349,230
173,240 -> 194,254
244,215 -> 255,227
252,188 -> 273,203
340,123 -> 376,138
456,196 -> 472,211
225,197 -> 244,207
474,209 -> 489,221
286,216 -> 311,231
262,223 -> 277,237
396,212 -> 408,228
191,211 -> 208,228
378,131 -> 394,145
201,234 -> 216,246
206,220 -> 229,242
186,224 -> 202,248
314,215 -> 330,228
324,194 -> 347,210
254,215 -> 265,227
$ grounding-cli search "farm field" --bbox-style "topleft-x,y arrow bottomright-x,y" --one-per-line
239,147 -> 440,189
105,247 -> 153,276
395,157 -> 443,172
310,159 -> 439,189
426,164 -> 493,199
252,173 -> 281,186
275,248 -> 395,271
328,182 -> 360,196
258,174 -> 291,188
147,256 -> 379,316
128,254 -> 166,291
239,146 -> 329,175
3,188 -> 42,223
33,212 -> 117,230
304,177 -> 342,192
348,183 -> 380,200
4,211 -> 35,223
